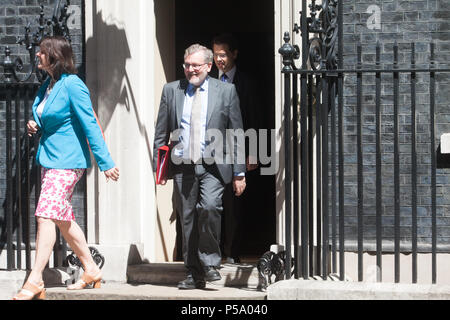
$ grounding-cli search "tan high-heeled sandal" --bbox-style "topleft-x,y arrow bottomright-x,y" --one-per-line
12,281 -> 46,300
67,271 -> 102,290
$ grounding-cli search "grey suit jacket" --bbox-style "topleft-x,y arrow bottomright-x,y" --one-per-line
153,77 -> 246,184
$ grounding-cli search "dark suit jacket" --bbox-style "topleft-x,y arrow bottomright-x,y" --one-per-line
211,68 -> 260,165
153,77 -> 246,184
211,68 -> 259,133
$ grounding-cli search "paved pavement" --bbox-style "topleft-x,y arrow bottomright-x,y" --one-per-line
4,262 -> 450,301
2,262 -> 267,300
268,278 -> 450,300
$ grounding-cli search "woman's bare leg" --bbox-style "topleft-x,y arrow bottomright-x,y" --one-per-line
55,220 -> 100,274
27,217 -> 57,284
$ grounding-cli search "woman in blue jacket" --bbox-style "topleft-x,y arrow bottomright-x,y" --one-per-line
13,36 -> 119,300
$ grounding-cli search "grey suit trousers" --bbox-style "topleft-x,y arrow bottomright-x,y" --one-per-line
173,163 -> 225,280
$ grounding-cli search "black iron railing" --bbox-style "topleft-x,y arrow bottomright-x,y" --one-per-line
258,0 -> 450,288
1,82 -> 41,270
0,0 -> 79,271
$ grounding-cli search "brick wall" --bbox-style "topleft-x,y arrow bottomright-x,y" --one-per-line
340,0 -> 450,250
0,0 -> 84,79
0,0 -> 85,243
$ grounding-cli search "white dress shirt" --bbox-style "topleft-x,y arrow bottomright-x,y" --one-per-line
175,77 -> 209,160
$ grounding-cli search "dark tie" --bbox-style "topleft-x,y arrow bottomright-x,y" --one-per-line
221,73 -> 228,83
189,87 -> 202,163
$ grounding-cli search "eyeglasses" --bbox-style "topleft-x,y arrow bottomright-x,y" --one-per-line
183,63 -> 207,71
213,53 -> 228,59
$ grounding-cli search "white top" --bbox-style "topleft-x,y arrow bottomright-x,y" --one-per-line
36,86 -> 52,119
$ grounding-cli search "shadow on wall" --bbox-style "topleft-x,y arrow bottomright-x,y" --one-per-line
86,7 -> 156,171
154,0 -> 176,86
154,0 -> 178,262
86,3 -> 176,261
85,8 -> 130,132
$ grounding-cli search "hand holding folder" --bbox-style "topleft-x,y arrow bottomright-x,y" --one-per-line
156,145 -> 170,185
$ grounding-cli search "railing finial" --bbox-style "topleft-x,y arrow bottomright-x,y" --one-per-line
279,32 -> 296,71
1,46 -> 13,83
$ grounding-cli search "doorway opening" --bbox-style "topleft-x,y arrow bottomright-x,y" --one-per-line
174,0 -> 276,261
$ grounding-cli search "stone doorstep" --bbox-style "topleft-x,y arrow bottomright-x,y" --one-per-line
2,263 -> 267,300
0,262 -> 264,289
126,262 -> 264,289
51,262 -> 266,300
44,283 -> 267,300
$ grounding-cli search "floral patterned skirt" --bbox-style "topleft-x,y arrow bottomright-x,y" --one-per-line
35,168 -> 85,221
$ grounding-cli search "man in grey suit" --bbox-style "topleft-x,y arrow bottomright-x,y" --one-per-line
153,44 -> 246,289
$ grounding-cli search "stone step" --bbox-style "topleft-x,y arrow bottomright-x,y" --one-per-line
127,262 -> 264,289
45,282 -> 267,300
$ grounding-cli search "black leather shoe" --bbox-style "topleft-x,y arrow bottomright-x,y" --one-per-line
177,275 -> 206,290
204,266 -> 221,282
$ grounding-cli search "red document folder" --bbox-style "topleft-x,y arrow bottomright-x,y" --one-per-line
156,145 -> 170,184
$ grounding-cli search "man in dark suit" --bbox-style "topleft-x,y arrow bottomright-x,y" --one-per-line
153,44 -> 246,289
212,34 -> 259,264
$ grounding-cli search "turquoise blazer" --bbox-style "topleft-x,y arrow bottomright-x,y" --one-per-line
32,74 -> 115,172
